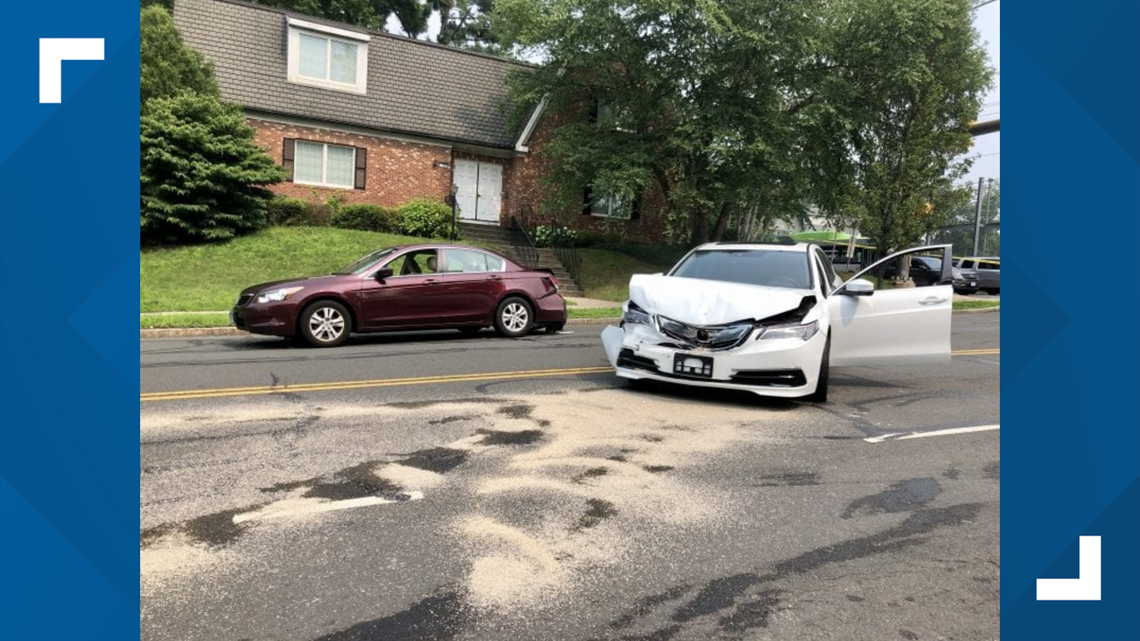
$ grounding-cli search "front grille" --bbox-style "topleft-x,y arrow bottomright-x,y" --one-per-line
730,369 -> 807,387
617,349 -> 658,372
237,294 -> 253,307
657,317 -> 752,351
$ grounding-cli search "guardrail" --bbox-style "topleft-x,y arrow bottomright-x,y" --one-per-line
548,227 -> 583,285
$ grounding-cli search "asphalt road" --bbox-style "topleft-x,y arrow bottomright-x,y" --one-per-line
140,313 -> 1000,641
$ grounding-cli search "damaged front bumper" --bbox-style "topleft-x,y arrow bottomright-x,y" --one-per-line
600,322 -> 826,398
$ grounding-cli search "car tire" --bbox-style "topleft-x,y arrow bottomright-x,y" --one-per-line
298,300 -> 351,348
494,297 -> 534,338
545,322 -> 566,334
985,288 -> 999,295
803,334 -> 830,403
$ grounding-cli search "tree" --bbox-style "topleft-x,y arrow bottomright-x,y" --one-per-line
497,0 -> 830,244
249,0 -> 430,36
816,0 -> 991,257
140,5 -> 218,107
141,95 -> 286,244
434,0 -> 502,52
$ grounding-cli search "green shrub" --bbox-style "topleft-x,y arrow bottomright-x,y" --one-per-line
332,204 -> 399,233
396,198 -> 454,239
140,94 -> 285,244
266,197 -> 334,226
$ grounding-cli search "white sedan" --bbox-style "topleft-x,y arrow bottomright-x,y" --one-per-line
601,242 -> 953,402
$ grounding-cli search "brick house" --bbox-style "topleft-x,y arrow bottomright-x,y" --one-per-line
174,0 -> 666,240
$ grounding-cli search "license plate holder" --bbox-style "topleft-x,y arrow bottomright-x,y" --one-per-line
673,354 -> 714,378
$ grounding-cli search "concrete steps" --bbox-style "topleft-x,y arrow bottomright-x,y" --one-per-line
458,223 -> 583,295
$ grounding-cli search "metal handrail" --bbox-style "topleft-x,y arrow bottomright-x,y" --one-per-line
508,215 -> 540,268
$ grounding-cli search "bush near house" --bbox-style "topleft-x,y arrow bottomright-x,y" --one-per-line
266,196 -> 337,227
396,198 -> 454,239
332,204 -> 400,233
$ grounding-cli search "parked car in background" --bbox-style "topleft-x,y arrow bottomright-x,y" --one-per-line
601,242 -> 954,403
231,244 -> 567,347
875,255 -> 977,294
954,257 -> 1000,294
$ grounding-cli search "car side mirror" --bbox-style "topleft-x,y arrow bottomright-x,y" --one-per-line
842,278 -> 875,296
374,267 -> 394,281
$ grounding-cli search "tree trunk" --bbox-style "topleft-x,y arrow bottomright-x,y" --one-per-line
710,201 -> 733,242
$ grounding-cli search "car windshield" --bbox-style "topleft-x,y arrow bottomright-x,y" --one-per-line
669,249 -> 812,289
334,247 -> 399,275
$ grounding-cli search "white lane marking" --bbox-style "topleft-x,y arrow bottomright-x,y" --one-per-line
864,424 -> 999,443
232,492 -> 424,524
1037,536 -> 1101,601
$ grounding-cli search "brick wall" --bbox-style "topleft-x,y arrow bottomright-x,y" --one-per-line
250,118 -> 454,206
507,112 -> 671,242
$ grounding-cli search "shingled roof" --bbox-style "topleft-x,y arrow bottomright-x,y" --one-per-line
173,0 -> 529,149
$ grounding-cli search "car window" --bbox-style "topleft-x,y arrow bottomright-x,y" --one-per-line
444,249 -> 494,273
385,249 -> 439,276
669,249 -> 811,289
814,248 -> 839,288
334,247 -> 398,275
813,256 -> 831,295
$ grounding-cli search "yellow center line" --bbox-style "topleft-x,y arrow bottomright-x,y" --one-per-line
140,366 -> 614,402
141,349 -> 999,402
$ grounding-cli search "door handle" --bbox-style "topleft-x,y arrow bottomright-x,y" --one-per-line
487,274 -> 502,281
424,278 -> 439,285
918,296 -> 948,305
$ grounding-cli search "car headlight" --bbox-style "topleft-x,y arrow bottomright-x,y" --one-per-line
757,320 -> 819,341
622,301 -> 653,326
256,286 -> 304,303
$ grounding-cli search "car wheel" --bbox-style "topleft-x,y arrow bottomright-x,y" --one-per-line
545,322 -> 566,334
803,334 -> 830,403
299,300 -> 351,347
494,297 -> 533,338
984,288 -> 1000,295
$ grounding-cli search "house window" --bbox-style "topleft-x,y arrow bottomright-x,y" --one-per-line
590,191 -> 633,219
294,141 -> 356,188
287,17 -> 369,95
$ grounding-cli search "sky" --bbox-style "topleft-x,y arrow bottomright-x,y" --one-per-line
387,2 -> 1001,185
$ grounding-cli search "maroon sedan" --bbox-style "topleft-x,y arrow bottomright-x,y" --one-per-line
230,244 -> 568,347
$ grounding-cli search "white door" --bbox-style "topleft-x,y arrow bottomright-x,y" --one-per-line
454,160 -> 480,222
476,162 -> 503,223
826,246 -> 953,367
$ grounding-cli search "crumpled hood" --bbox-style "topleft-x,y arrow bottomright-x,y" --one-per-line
629,275 -> 812,325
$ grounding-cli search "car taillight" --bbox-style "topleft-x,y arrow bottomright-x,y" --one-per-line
542,276 -> 559,292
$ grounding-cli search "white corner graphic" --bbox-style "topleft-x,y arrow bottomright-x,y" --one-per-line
39,38 -> 104,103
1036,535 -> 1101,601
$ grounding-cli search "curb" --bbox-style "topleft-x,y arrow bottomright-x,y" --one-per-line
140,307 -> 997,339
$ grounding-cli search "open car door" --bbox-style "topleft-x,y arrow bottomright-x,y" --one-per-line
826,245 -> 953,367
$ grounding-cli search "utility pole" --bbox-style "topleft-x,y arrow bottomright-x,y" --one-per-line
972,176 -> 986,255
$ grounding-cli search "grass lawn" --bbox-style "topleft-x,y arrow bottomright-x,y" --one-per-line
141,313 -> 232,329
141,226 -> 442,312
953,299 -> 1000,311
577,248 -> 674,302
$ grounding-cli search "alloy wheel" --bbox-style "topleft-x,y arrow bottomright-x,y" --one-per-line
308,307 -> 345,343
502,303 -> 529,333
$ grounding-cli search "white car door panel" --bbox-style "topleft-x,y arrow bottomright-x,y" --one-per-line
827,246 -> 954,367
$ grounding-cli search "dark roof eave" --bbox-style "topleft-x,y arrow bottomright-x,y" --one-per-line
244,108 -> 520,153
